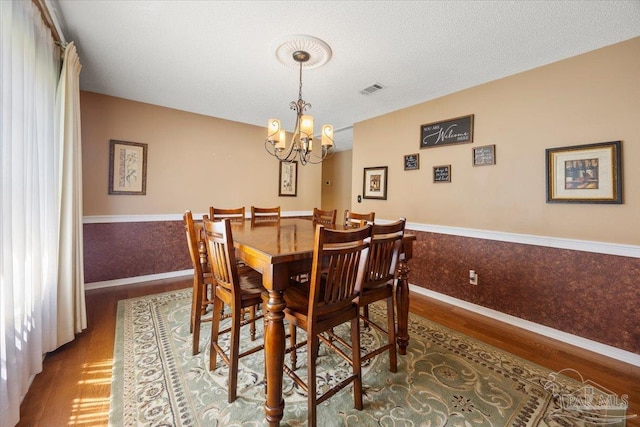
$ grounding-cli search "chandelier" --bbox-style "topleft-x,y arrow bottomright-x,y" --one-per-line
265,36 -> 334,165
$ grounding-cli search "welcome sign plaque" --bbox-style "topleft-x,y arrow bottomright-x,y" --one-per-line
420,114 -> 474,148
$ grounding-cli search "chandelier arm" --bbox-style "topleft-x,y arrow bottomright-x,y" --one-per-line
265,44 -> 334,166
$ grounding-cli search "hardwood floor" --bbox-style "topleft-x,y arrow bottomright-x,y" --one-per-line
17,277 -> 639,426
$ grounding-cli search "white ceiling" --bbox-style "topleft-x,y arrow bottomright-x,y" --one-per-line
53,1 -> 640,151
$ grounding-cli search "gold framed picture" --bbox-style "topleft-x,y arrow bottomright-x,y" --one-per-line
546,141 -> 622,204
108,140 -> 147,195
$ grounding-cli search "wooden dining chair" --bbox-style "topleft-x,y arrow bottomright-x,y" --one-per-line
250,206 -> 280,226
183,210 -> 216,356
203,218 -> 267,403
312,207 -> 337,225
357,218 -> 406,372
283,224 -> 372,427
344,209 -> 375,228
209,206 -> 246,223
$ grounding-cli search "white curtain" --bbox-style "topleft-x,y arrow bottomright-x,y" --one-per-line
0,1 -> 85,426
55,42 -> 87,344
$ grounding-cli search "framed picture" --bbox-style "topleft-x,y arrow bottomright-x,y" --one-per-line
278,161 -> 298,197
363,166 -> 388,200
433,165 -> 451,183
108,140 -> 147,195
404,153 -> 420,170
473,144 -> 496,166
546,141 -> 622,204
420,114 -> 474,148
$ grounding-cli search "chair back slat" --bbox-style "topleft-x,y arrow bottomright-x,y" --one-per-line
312,208 -> 337,225
183,210 -> 204,278
344,210 -> 375,228
309,225 -> 372,318
362,219 -> 406,289
203,218 -> 239,295
209,206 -> 246,223
251,206 -> 281,225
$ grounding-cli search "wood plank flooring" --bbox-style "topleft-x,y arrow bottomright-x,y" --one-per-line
17,277 -> 639,426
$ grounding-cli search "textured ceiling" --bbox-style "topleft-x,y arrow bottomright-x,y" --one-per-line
53,1 -> 640,151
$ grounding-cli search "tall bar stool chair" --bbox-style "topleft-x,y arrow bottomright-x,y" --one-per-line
203,218 -> 267,403
312,207 -> 337,225
358,218 -> 406,372
283,224 -> 372,427
183,210 -> 215,355
250,206 -> 280,226
344,210 -> 375,228
209,206 -> 246,223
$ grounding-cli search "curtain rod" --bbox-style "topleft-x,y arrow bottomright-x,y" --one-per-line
32,0 -> 66,45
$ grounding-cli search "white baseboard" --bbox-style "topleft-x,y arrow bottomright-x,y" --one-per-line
410,285 -> 640,367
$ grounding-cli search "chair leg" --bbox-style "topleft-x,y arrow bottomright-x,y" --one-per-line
351,317 -> 363,410
209,297 -> 223,371
249,305 -> 256,341
289,322 -> 297,370
228,308 -> 242,403
191,278 -> 203,355
307,330 -> 318,427
386,296 -> 398,373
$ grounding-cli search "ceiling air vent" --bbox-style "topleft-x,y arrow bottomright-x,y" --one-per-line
360,83 -> 385,96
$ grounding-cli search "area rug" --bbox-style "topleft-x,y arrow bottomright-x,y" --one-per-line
109,289 -> 627,426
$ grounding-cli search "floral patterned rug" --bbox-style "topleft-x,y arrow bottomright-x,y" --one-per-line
109,289 -> 626,426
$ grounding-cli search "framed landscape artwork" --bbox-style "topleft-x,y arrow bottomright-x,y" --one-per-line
546,141 -> 622,204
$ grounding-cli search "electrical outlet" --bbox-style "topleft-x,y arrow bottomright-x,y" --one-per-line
469,270 -> 478,285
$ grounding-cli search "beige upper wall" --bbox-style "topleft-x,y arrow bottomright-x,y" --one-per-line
352,37 -> 640,245
321,150 -> 353,219
81,92 -> 322,215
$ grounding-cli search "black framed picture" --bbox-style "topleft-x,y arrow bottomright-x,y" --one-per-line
363,166 -> 388,200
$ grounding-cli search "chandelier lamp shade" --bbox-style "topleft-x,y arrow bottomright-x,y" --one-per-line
265,36 -> 334,165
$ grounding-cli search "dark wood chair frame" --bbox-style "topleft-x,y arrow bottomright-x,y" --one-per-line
344,209 -> 375,228
183,210 -> 215,356
312,207 -> 337,225
283,224 -> 372,427
250,206 -> 281,226
203,218 -> 267,403
209,206 -> 246,223
336,218 -> 406,373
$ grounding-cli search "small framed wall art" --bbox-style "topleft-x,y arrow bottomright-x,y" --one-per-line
473,144 -> 496,166
433,165 -> 451,183
278,161 -> 298,197
363,166 -> 388,200
404,153 -> 420,170
545,141 -> 622,204
108,140 -> 148,195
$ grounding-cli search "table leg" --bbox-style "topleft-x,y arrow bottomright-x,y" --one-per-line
395,259 -> 411,355
264,289 -> 286,426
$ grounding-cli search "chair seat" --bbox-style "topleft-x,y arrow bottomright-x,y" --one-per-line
284,280 -> 357,326
216,268 -> 265,306
357,282 -> 394,306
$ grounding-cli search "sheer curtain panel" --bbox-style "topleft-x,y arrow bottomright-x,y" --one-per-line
1,2 -> 85,426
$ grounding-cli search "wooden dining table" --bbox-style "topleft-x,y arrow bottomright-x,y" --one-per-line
230,218 -> 416,426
